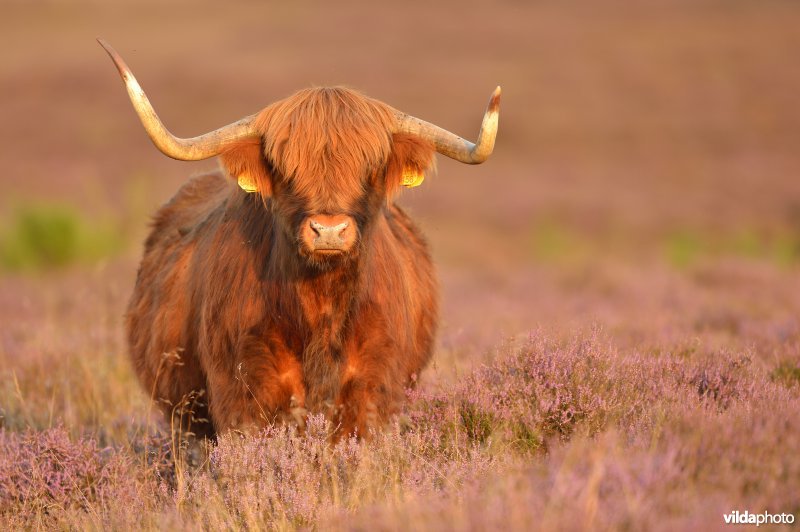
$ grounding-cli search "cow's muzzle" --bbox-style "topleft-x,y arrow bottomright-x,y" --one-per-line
301,214 -> 356,254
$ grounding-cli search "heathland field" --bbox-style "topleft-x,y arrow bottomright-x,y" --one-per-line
1,1 -> 799,529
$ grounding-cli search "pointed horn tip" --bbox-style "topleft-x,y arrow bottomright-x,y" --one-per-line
488,86 -> 501,114
97,39 -> 134,82
96,37 -> 115,56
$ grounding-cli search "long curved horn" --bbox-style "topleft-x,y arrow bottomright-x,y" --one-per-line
98,38 -> 258,161
394,86 -> 500,164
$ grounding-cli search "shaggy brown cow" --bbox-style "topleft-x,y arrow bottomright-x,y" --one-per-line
100,40 -> 500,439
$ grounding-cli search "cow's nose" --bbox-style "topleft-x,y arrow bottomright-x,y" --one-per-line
310,220 -> 348,243
303,214 -> 355,252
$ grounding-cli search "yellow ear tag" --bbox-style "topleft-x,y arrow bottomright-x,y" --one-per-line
401,167 -> 425,188
237,172 -> 258,193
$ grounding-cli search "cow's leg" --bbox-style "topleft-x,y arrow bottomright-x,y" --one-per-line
334,335 -> 406,440
205,336 -> 307,434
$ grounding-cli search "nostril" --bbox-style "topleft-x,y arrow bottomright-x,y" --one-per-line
333,222 -> 349,237
310,220 -> 325,236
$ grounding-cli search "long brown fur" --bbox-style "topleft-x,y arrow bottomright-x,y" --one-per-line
127,87 -> 437,439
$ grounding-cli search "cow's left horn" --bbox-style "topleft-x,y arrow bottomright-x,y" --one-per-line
98,39 -> 258,161
393,86 -> 501,164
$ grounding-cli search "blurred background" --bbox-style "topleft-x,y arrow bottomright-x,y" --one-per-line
2,0 -> 799,376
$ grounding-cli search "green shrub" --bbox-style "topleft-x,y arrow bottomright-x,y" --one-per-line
0,203 -> 122,272
664,230 -> 704,268
771,361 -> 800,388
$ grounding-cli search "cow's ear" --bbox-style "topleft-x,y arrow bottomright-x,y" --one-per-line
385,133 -> 436,197
220,139 -> 273,198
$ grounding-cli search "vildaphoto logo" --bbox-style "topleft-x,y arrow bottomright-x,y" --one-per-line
723,510 -> 795,526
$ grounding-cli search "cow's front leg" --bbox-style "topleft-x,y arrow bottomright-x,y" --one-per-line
334,338 -> 406,440
208,335 -> 307,434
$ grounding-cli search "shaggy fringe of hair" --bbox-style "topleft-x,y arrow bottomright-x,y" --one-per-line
221,87 -> 435,208
257,87 -> 395,206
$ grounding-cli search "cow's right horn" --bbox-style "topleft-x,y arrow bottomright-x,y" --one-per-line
98,39 -> 258,161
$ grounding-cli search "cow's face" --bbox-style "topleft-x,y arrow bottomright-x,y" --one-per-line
220,89 -> 435,269
265,156 -> 376,268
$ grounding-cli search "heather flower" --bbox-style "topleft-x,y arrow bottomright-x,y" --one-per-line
0,426 -> 136,520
